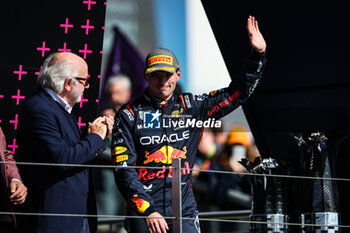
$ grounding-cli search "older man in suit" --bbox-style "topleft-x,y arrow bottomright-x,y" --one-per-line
17,52 -> 114,233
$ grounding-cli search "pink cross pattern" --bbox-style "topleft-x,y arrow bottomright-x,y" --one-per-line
100,50 -> 103,54
97,74 -> 101,79
102,26 -> 105,30
58,42 -> 71,52
35,66 -> 43,76
79,44 -> 92,59
60,18 -> 74,34
83,0 -> 96,10
79,95 -> 88,108
12,89 -> 25,105
9,114 -> 18,130
37,41 -> 51,57
8,138 -> 18,154
0,95 -> 4,99
13,65 -> 27,80
81,19 -> 94,35
96,99 -> 99,103
77,117 -> 86,129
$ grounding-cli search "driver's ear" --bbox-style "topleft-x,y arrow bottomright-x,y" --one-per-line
176,69 -> 181,81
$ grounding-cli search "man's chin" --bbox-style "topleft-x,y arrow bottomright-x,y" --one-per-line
75,96 -> 82,104
160,93 -> 173,101
149,89 -> 172,100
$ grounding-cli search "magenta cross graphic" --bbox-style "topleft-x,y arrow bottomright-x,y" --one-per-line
35,66 -> 43,76
13,65 -> 27,80
37,41 -> 51,57
83,0 -> 96,10
79,94 -> 88,108
77,117 -> 86,129
8,138 -> 18,154
60,18 -> 74,34
12,89 -> 25,105
79,44 -> 92,59
81,19 -> 94,35
58,42 -> 71,52
9,114 -> 19,130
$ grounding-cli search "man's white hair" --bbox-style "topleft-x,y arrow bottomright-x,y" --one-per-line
37,52 -> 79,94
106,75 -> 131,91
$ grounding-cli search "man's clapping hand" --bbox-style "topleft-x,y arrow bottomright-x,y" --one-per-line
88,115 -> 114,140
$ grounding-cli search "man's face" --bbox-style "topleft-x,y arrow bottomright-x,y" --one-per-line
71,77 -> 88,104
145,70 -> 180,100
109,82 -> 131,109
69,62 -> 89,105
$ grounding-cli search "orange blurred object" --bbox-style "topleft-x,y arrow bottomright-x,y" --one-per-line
227,125 -> 251,147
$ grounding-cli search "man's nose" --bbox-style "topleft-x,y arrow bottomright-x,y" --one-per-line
159,75 -> 169,84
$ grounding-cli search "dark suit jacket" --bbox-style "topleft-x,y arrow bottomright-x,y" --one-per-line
17,89 -> 106,233
0,127 -> 21,226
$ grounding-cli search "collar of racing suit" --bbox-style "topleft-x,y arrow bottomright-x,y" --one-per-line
144,88 -> 176,109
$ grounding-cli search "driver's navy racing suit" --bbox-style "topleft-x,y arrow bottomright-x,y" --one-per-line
111,50 -> 266,232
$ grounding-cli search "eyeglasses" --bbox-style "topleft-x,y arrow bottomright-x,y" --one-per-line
74,77 -> 91,87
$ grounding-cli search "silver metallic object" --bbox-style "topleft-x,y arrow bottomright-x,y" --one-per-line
301,212 -> 339,233
250,214 -> 289,233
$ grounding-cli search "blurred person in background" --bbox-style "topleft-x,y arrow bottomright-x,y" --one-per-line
102,75 -> 132,118
192,127 -> 224,217
0,126 -> 27,233
213,124 -> 260,208
211,124 -> 260,232
216,124 -> 260,171
94,74 -> 132,232
211,124 -> 227,150
192,125 -> 227,178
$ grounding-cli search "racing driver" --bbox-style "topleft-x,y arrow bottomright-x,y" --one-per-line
112,16 -> 267,233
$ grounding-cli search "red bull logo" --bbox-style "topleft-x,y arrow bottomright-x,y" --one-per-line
139,161 -> 191,181
144,146 -> 187,164
129,195 -> 150,214
171,108 -> 184,118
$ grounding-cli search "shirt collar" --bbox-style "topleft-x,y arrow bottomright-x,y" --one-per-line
144,88 -> 175,109
44,88 -> 73,113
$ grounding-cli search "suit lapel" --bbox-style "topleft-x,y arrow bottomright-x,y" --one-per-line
68,112 -> 82,137
39,90 -> 82,139
57,106 -> 81,140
